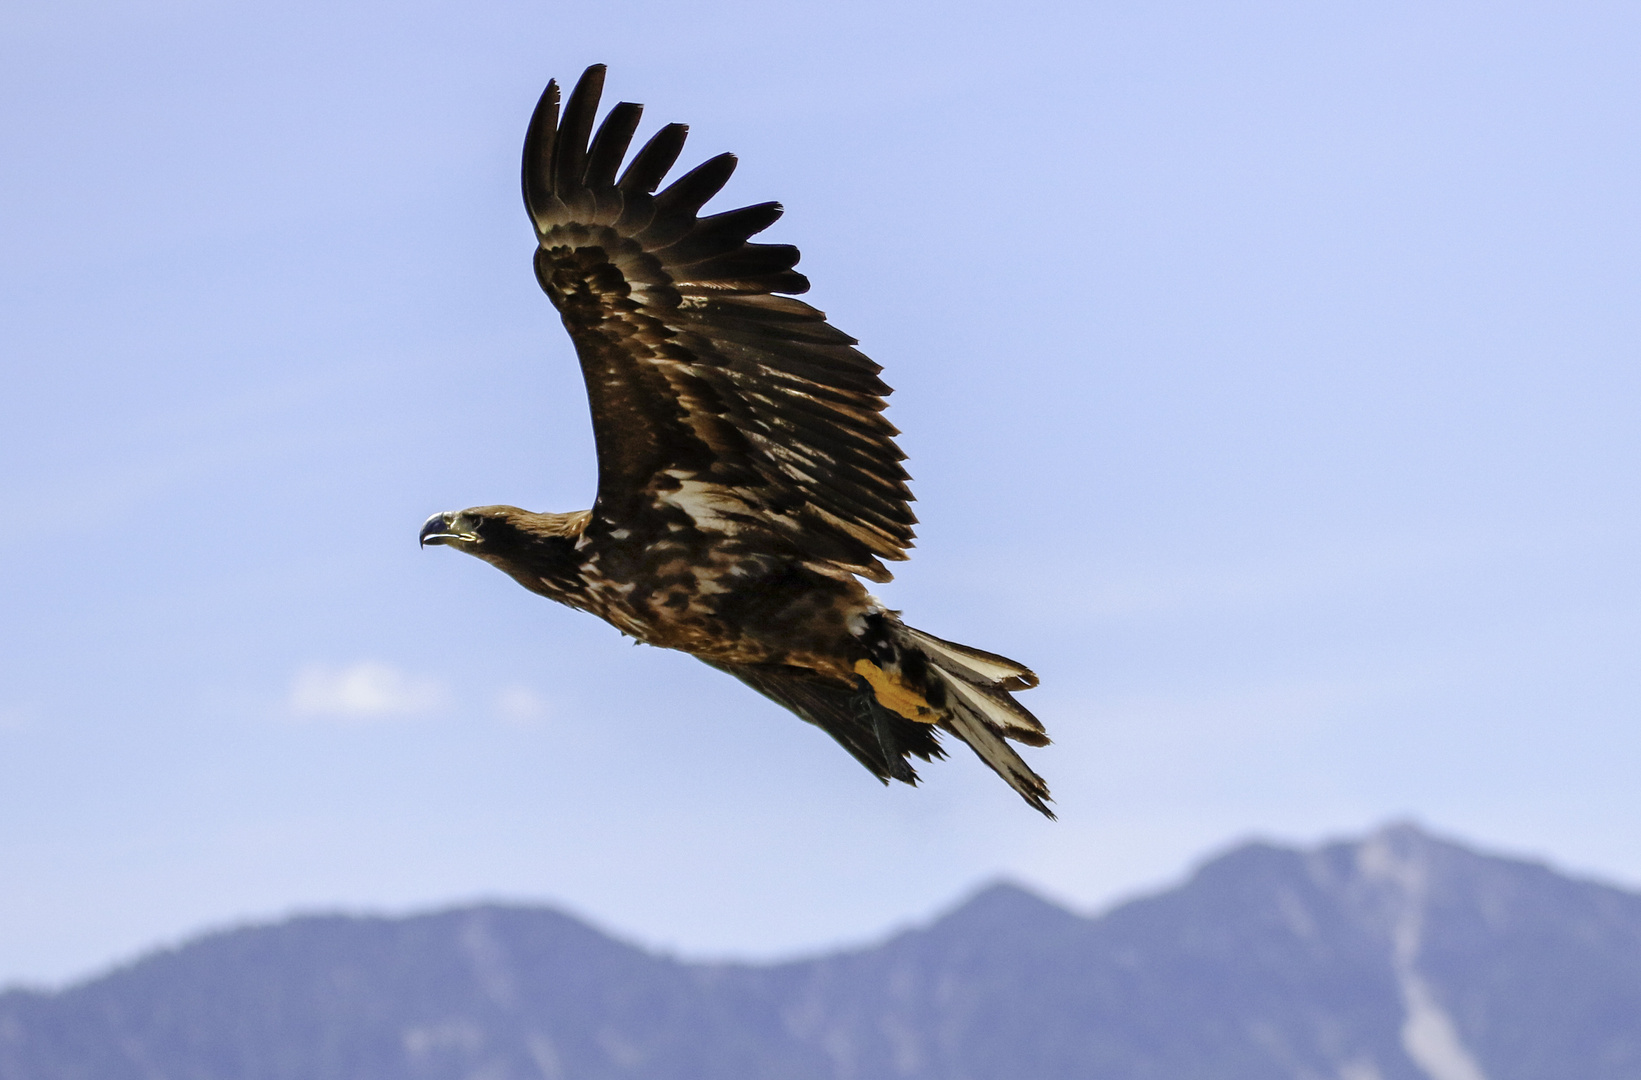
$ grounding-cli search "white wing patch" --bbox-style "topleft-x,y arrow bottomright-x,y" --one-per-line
657,474 -> 752,532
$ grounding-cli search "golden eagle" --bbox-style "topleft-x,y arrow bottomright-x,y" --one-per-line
421,65 -> 1053,816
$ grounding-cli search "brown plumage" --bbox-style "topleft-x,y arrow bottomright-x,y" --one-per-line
421,65 -> 1053,816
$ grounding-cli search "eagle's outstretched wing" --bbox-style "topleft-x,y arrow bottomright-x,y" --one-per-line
523,65 -> 915,582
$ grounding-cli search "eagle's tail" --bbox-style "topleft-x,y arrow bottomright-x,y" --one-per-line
854,612 -> 1054,818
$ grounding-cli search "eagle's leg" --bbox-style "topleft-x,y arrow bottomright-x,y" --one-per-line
854,683 -> 918,783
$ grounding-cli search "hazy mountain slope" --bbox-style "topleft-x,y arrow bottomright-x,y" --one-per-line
2,824 -> 1637,1080
0,905 -> 825,1080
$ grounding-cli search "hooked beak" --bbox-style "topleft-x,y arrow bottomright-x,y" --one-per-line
420,511 -> 468,548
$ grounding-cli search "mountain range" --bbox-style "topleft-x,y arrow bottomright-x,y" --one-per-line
2,823 -> 1637,1079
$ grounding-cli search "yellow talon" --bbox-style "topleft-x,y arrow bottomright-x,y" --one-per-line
854,659 -> 937,723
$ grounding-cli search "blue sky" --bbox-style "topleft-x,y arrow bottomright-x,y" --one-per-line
3,0 -> 1640,985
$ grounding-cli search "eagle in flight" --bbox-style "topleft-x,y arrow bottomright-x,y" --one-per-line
421,65 -> 1053,816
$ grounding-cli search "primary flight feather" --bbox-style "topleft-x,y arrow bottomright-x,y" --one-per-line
421,65 -> 1053,816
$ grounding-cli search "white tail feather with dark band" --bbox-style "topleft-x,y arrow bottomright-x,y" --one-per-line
899,625 -> 1039,691
935,672 -> 1054,818
940,673 -> 1048,746
876,616 -> 1053,816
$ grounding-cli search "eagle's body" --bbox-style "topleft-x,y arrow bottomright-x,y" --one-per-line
464,504 -> 864,674
423,66 -> 1054,815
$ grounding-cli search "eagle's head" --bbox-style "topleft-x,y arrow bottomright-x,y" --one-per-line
419,508 -> 501,554
420,505 -> 589,557
420,505 -> 592,604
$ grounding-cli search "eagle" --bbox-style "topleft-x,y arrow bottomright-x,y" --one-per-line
421,65 -> 1053,816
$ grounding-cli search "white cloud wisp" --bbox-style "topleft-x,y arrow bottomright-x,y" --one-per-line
288,662 -> 448,722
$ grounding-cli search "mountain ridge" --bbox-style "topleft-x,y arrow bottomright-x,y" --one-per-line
3,823 -> 1638,1079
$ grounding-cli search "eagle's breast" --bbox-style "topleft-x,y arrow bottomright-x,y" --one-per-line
572,502 -> 864,672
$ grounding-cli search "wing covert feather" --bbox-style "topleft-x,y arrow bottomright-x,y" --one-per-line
523,65 -> 916,581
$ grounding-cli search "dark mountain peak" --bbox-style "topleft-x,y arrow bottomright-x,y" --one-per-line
1305,820 -> 1629,922
1367,817 -> 1437,845
72,899 -> 644,1001
1336,818 -> 1476,874
1183,819 -> 1450,894
1186,834 -> 1307,885
1174,819 -> 1573,925
928,879 -> 1081,936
